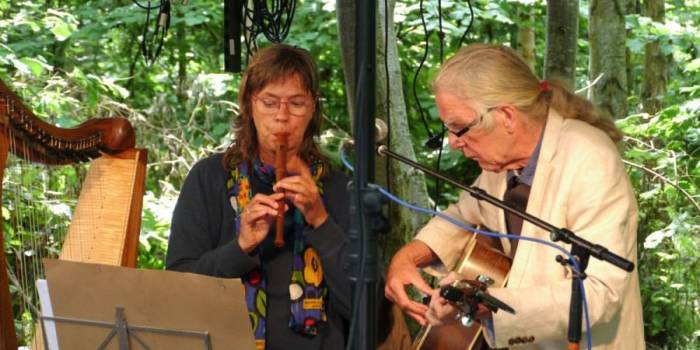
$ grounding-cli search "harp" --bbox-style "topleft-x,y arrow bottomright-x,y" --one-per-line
0,79 -> 147,349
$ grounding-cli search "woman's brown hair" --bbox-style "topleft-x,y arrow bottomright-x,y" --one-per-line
223,43 -> 329,172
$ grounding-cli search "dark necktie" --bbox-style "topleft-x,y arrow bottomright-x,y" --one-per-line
503,176 -> 531,258
472,177 -> 532,350
471,178 -> 532,350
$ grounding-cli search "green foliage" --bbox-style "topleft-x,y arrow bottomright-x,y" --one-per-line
138,190 -> 178,269
618,99 -> 700,348
393,0 -> 548,208
619,5 -> 700,347
1,161 -> 82,344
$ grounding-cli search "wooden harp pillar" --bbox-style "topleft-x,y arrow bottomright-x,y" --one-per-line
0,80 -> 147,349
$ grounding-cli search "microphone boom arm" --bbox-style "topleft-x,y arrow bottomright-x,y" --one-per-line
375,145 -> 634,272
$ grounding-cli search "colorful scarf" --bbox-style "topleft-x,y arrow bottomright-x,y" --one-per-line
227,159 -> 328,350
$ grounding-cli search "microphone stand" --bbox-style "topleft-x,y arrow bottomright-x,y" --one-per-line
348,1 -> 380,350
377,145 -> 634,349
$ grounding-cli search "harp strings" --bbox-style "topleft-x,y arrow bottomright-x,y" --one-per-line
6,130 -> 37,341
4,120 -> 88,344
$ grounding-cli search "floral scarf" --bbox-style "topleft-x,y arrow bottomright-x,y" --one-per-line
227,159 -> 328,350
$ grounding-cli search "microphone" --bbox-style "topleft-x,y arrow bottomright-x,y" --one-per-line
343,119 -> 388,148
424,128 -> 445,150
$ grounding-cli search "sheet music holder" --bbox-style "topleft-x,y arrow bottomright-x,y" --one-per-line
41,259 -> 255,350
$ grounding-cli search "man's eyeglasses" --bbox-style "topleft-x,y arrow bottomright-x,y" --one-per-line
445,107 -> 496,137
252,95 -> 314,116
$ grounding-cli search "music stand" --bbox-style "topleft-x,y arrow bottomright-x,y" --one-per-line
40,259 -> 255,350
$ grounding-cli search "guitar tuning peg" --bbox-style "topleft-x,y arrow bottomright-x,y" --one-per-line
476,274 -> 494,287
458,311 -> 475,327
455,301 -> 476,327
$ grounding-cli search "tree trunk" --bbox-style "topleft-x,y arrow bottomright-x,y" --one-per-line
518,6 -> 535,72
589,0 -> 628,119
641,0 -> 668,114
336,1 -> 356,120
338,0 -> 431,261
625,0 -> 640,99
377,0 -> 431,260
544,0 -> 578,89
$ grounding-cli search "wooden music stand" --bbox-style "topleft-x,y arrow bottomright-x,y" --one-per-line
40,259 -> 255,350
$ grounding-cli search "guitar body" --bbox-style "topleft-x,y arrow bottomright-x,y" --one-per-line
413,235 -> 512,350
414,322 -> 482,350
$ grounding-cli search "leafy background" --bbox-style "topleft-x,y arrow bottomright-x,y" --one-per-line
1,0 -> 698,348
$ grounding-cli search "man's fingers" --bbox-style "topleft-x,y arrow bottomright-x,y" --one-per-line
402,299 -> 429,316
385,281 -> 429,315
438,271 -> 463,287
406,310 -> 428,326
384,280 -> 406,304
427,295 -> 459,326
412,275 -> 435,296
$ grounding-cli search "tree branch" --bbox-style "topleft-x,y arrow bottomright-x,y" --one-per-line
623,159 -> 700,213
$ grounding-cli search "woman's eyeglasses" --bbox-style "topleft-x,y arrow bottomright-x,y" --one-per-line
252,95 -> 314,116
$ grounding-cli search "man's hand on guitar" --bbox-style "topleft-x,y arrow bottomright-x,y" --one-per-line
385,241 -> 436,325
426,272 -> 493,326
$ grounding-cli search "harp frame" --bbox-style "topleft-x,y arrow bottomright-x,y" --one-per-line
0,79 -> 147,350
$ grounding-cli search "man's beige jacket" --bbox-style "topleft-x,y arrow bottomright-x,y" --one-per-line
416,111 -> 645,349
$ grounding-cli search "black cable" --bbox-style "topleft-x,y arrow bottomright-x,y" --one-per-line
418,0 -> 473,135
131,0 -> 162,10
384,0 -> 392,202
135,0 -> 171,66
255,0 -> 296,43
243,5 -> 258,61
432,0 -> 446,211
429,0 -> 475,211
412,0 -> 432,137
437,0 -> 444,62
459,0 -> 475,47
242,4 -> 259,62
240,0 -> 297,63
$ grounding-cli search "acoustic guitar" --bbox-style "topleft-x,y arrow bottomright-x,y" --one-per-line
412,233 -> 512,350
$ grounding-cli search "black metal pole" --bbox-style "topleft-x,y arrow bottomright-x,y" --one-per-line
348,1 -> 378,350
559,244 -> 590,350
223,0 -> 242,73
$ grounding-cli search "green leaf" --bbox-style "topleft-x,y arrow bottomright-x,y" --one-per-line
212,123 -> 230,139
184,14 -> 208,26
50,21 -> 74,41
18,57 -> 50,77
651,296 -> 672,304
627,38 -> 645,53
43,14 -> 77,42
686,58 -> 700,72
